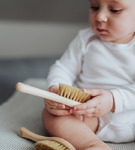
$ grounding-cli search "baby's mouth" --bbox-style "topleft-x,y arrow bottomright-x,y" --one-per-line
97,28 -> 107,32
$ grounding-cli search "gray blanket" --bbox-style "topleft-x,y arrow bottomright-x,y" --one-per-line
0,78 -> 135,150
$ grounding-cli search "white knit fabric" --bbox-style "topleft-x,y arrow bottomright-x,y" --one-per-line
47,28 -> 135,114
47,28 -> 135,143
0,78 -> 135,150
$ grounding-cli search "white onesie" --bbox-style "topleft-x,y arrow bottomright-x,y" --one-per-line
47,28 -> 135,143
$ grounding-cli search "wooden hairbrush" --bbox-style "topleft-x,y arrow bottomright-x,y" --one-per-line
18,127 -> 76,150
59,83 -> 91,103
16,82 -> 91,107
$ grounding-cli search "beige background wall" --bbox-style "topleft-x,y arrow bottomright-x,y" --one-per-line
0,0 -> 89,58
0,22 -> 88,58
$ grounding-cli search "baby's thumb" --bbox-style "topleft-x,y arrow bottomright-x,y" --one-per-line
48,85 -> 58,94
83,88 -> 103,96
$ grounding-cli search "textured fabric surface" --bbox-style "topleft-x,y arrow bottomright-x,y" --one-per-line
0,78 -> 135,150
0,78 -> 47,150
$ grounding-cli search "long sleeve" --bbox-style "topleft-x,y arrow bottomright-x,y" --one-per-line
47,31 -> 86,88
47,28 -> 135,114
111,84 -> 135,114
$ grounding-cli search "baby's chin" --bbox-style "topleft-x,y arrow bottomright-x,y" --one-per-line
97,35 -> 114,43
97,33 -> 134,44
92,28 -> 118,43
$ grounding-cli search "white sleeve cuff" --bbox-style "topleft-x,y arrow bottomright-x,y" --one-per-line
110,89 -> 123,114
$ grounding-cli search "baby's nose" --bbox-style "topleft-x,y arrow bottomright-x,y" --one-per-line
96,10 -> 108,23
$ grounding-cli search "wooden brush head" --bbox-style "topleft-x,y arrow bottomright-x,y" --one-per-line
58,83 -> 91,103
35,140 -> 69,150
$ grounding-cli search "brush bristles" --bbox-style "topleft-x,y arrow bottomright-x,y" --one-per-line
58,83 -> 91,103
34,140 -> 69,150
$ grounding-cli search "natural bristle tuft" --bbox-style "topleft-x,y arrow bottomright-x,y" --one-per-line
59,83 -> 91,103
35,140 -> 69,150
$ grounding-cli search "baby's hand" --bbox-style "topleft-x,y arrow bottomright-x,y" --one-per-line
44,85 -> 71,116
71,89 -> 115,117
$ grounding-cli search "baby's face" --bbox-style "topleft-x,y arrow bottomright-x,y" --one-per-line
89,0 -> 135,43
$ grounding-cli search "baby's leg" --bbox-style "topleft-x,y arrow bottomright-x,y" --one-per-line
42,108 -> 111,150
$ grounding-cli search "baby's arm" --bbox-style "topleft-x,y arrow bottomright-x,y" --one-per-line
47,32 -> 84,88
111,84 -> 135,113
71,89 -> 114,117
44,85 -> 72,116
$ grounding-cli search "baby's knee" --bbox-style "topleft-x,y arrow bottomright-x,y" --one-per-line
42,108 -> 53,131
83,116 -> 99,133
42,108 -> 66,136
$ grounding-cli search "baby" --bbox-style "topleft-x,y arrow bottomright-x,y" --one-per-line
42,0 -> 135,149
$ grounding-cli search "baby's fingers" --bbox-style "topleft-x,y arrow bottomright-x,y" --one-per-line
46,107 -> 71,116
83,88 -> 103,96
73,100 -> 97,111
71,108 -> 101,118
45,99 -> 66,109
45,98 -> 71,110
71,108 -> 95,116
85,112 -> 101,117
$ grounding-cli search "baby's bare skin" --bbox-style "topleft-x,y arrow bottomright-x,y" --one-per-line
42,108 -> 111,150
43,85 -> 112,149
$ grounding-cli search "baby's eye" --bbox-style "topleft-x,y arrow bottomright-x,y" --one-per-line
90,7 -> 99,11
110,9 -> 122,13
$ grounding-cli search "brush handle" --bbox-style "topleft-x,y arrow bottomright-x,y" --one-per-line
18,127 -> 76,150
18,127 -> 48,142
16,82 -> 80,107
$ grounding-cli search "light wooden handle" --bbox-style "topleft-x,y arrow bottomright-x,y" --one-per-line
18,127 -> 48,142
18,127 -> 76,150
16,82 -> 80,107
